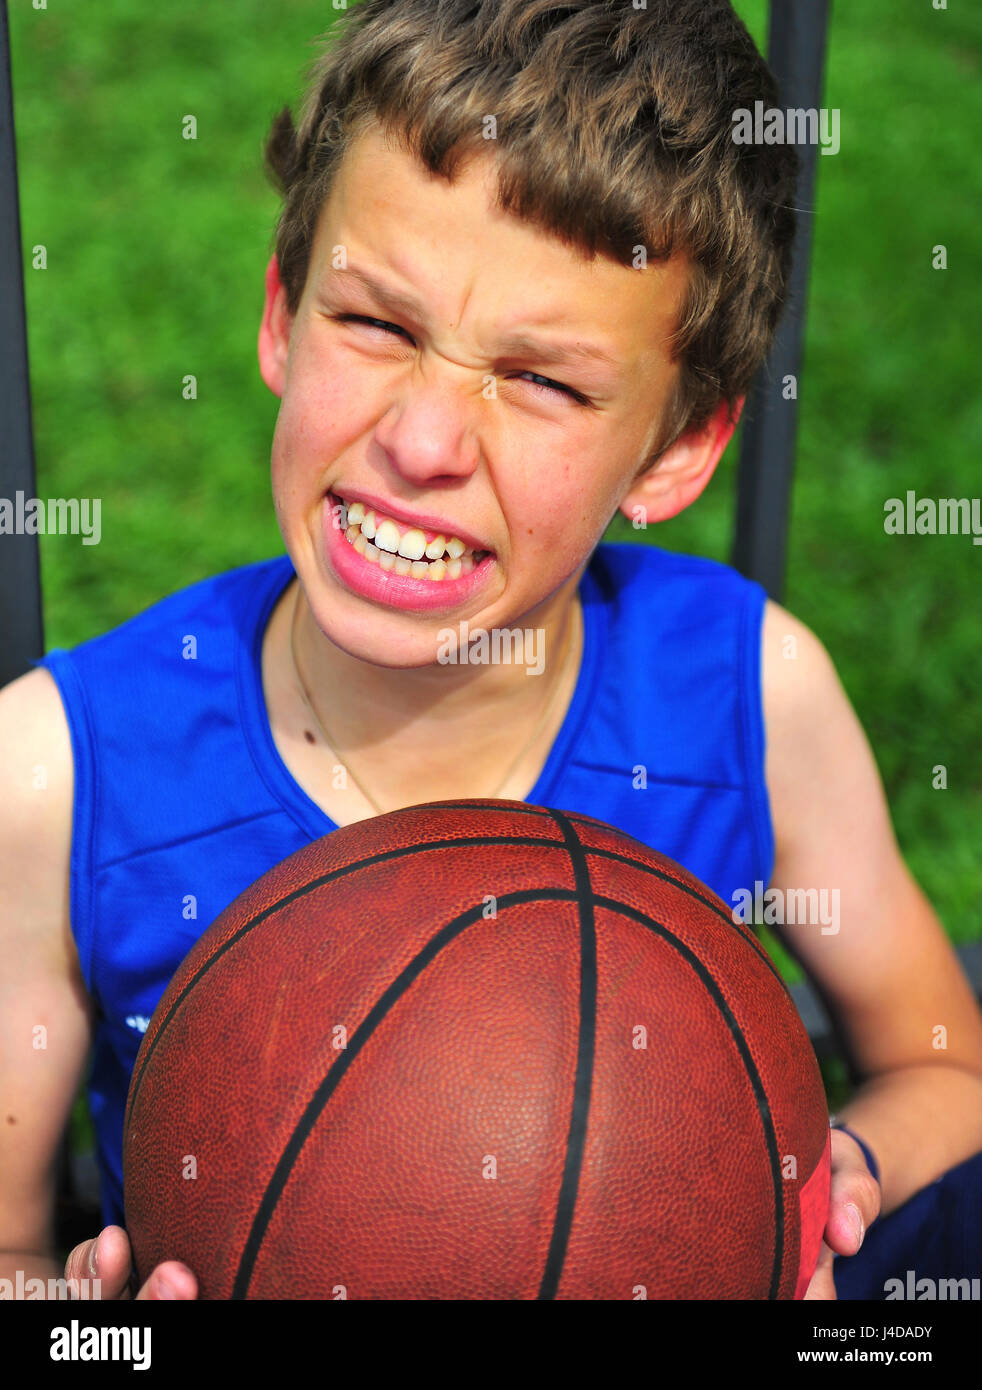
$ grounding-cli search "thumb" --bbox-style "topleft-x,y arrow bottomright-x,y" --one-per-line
64,1225 -> 132,1300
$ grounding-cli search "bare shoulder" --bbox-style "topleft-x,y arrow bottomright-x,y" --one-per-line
0,667 -> 93,1253
759,596 -> 901,869
0,666 -> 76,960
0,664 -> 74,770
758,597 -> 868,855
759,598 -> 841,728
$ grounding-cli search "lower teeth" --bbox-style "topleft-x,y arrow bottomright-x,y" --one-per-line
343,523 -> 482,579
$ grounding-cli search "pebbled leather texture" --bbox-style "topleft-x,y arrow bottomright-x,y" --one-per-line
123,799 -> 829,1300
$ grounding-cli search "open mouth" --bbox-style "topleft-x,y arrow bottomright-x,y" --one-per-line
329,490 -> 493,583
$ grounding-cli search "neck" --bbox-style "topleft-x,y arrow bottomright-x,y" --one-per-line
287,571 -> 586,798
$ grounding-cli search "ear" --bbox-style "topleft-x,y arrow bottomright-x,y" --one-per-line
617,396 -> 745,528
257,254 -> 294,399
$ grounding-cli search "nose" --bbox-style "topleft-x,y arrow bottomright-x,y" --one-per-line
372,365 -> 481,487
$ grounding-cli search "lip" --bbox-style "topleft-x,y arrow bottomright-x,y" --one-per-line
328,487 -> 493,554
323,496 -> 497,613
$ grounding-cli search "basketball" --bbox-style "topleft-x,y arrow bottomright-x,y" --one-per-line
123,799 -> 830,1300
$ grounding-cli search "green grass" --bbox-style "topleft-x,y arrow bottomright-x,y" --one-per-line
8,0 -> 980,1092
605,0 -> 982,963
69,1090 -> 95,1156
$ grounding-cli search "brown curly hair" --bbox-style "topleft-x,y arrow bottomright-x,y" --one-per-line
263,0 -> 799,461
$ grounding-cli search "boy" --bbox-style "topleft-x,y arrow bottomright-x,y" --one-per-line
2,0 -> 981,1302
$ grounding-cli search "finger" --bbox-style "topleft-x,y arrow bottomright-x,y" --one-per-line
63,1237 -> 98,1300
824,1169 -> 882,1258
64,1225 -> 132,1300
825,1131 -> 882,1254
802,1241 -> 837,1301
134,1261 -> 198,1301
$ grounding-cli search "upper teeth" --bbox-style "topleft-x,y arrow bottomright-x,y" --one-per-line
341,499 -> 474,561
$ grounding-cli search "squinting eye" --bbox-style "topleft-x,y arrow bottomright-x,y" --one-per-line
336,315 -> 588,404
515,371 -> 588,405
337,314 -> 413,341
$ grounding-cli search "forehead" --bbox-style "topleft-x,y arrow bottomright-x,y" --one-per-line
308,124 -> 689,367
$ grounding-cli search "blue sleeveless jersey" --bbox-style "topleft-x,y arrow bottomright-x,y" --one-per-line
35,541 -> 773,1231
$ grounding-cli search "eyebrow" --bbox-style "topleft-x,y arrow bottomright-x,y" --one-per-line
494,333 -> 621,371
331,265 -> 424,323
325,265 -> 623,375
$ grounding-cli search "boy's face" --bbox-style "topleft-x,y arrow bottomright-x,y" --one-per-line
259,124 -> 700,667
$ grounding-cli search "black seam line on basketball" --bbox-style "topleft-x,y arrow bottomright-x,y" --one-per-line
433,807 -> 783,992
591,893 -> 786,1300
120,821 -> 723,1141
229,885 -> 583,1300
548,820 -> 781,976
583,846 -> 786,993
537,810 -> 598,1302
432,802 -> 638,833
122,831 -> 581,1140
121,827 -> 773,1144
378,800 -> 638,835
391,800 -> 554,817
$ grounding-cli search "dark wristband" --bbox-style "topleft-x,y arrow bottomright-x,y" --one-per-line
830,1118 -> 880,1186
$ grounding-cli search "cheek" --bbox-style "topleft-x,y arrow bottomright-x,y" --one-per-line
276,338 -> 381,466
508,515 -> 581,589
516,475 -> 598,556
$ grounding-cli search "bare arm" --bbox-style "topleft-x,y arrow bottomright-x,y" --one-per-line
0,667 -> 93,1273
761,600 -> 982,1216
0,668 -> 197,1300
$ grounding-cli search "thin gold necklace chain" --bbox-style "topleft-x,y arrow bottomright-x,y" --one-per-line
288,583 -> 582,817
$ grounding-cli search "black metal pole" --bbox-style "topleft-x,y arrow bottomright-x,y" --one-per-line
0,0 -> 44,687
731,0 -> 832,601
